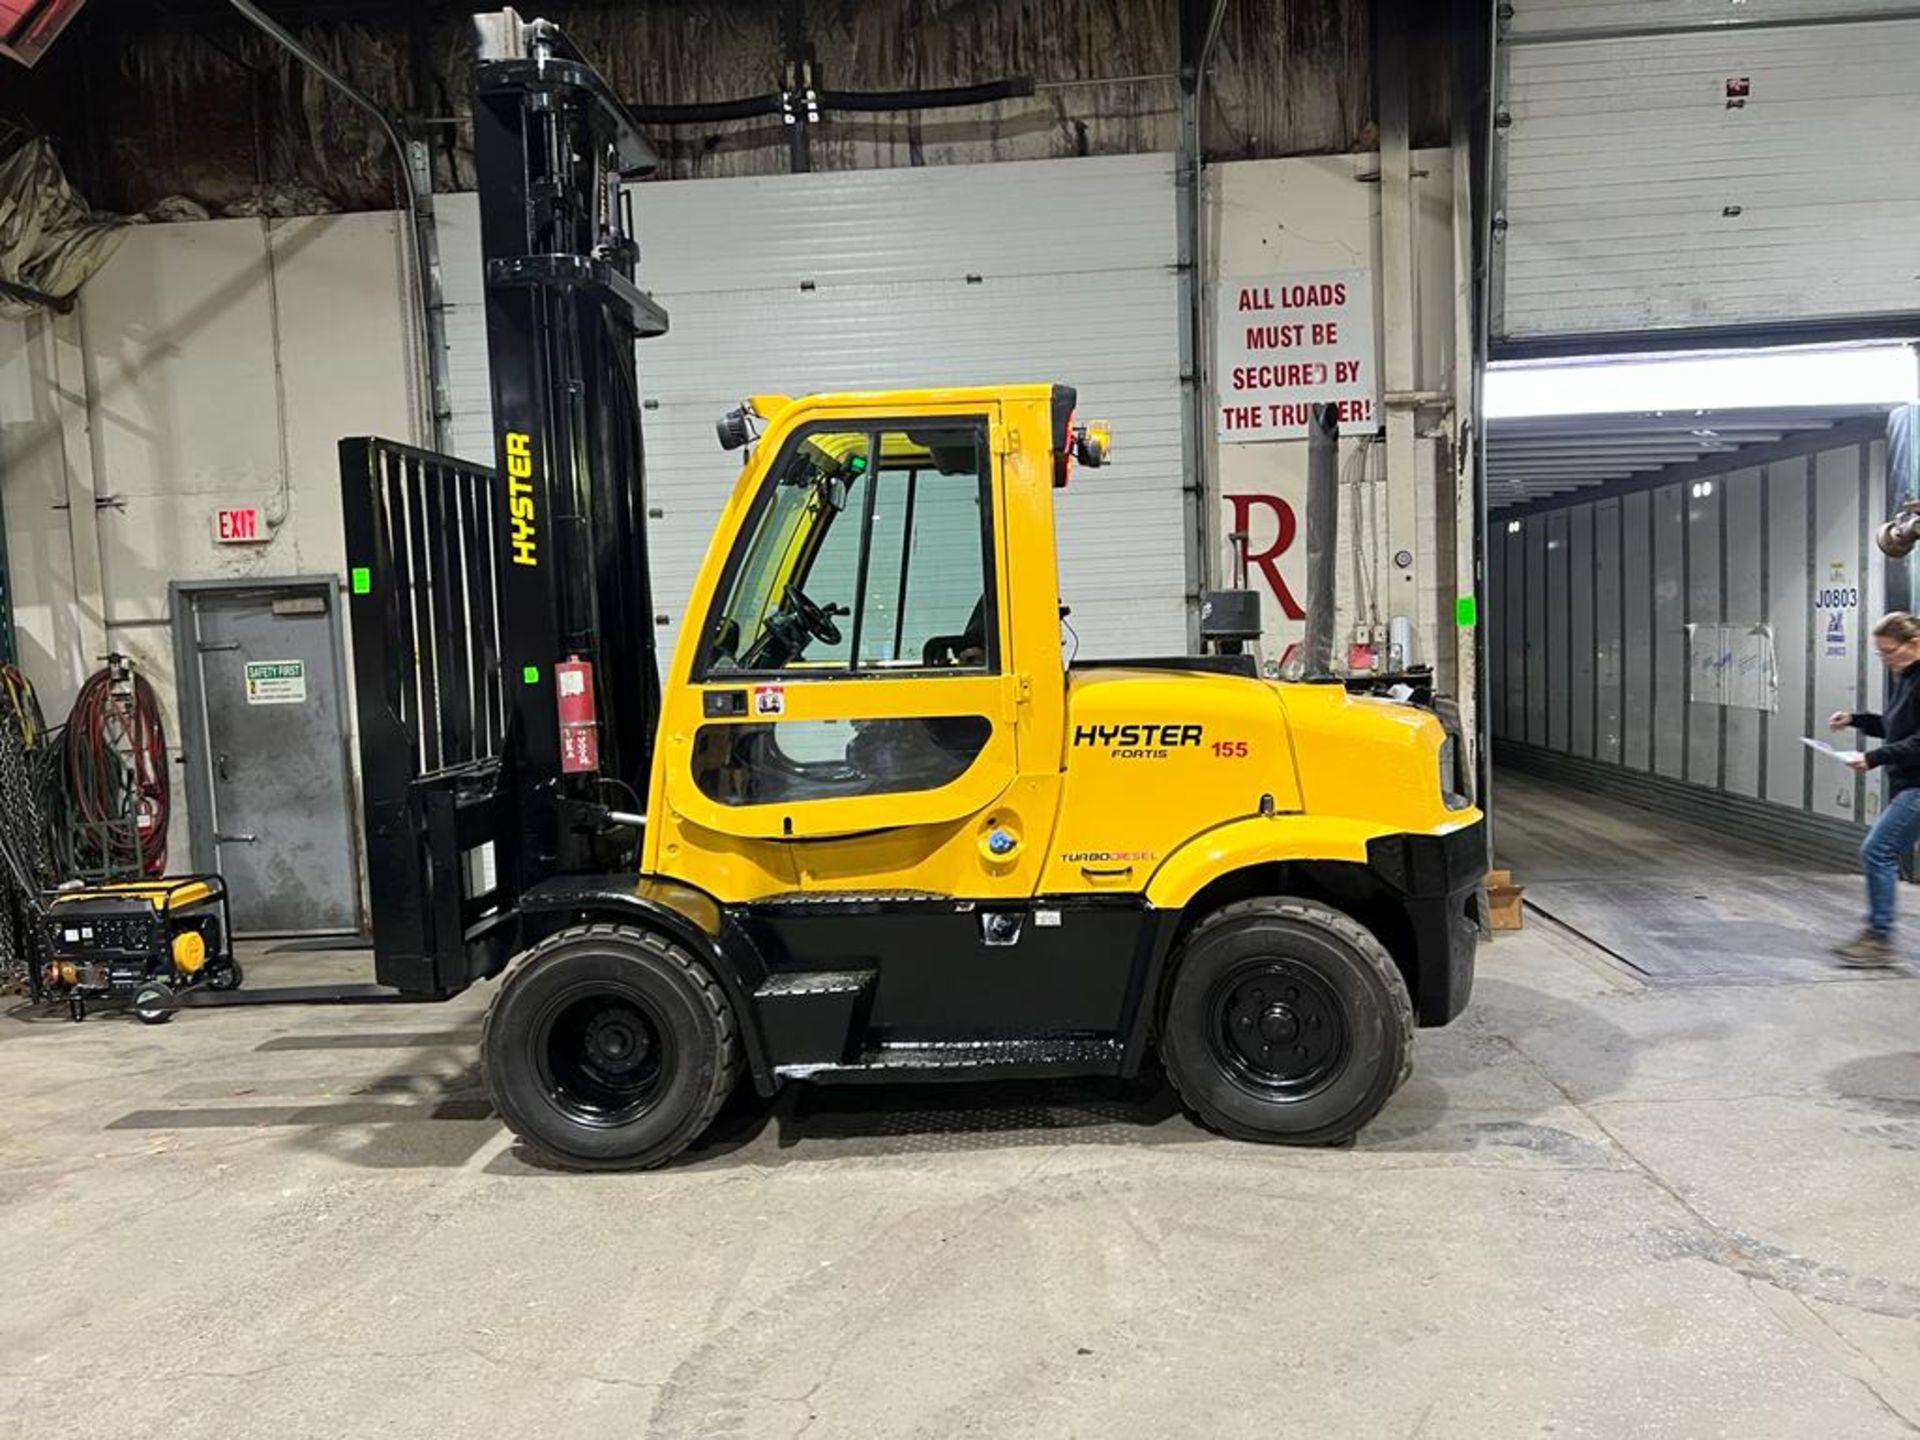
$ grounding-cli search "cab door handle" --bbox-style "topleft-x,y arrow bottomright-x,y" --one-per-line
1080,864 -> 1133,880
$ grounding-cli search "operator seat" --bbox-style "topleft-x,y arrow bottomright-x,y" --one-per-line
921,598 -> 986,668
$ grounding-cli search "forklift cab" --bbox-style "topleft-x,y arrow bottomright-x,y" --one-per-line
680,418 -> 1000,817
651,389 -> 1070,894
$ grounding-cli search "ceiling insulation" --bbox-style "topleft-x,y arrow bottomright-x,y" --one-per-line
13,0 -> 1456,215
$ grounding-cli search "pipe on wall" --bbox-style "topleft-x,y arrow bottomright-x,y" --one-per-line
1179,0 -> 1230,643
629,78 -> 1036,126
1190,0 -> 1229,505
226,0 -> 451,454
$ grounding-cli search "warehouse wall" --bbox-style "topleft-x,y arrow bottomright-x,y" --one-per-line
1206,147 -> 1462,672
435,155 -> 1193,666
0,147 -> 1471,868
1489,419 -> 1893,835
437,148 -> 1469,679
0,213 -> 419,869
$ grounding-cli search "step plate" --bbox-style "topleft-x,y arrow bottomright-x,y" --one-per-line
778,1037 -> 1126,1084
754,970 -> 874,1000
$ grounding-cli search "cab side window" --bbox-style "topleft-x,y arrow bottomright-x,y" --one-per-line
692,715 -> 993,807
698,421 -> 995,678
854,432 -> 992,671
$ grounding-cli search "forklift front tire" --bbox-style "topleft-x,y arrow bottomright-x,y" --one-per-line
482,923 -> 740,1171
208,960 -> 244,992
1160,897 -> 1413,1146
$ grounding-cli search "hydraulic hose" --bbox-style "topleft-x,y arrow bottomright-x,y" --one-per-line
62,663 -> 169,878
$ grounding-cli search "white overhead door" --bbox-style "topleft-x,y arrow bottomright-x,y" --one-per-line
438,153 -> 1188,670
1493,1 -> 1920,352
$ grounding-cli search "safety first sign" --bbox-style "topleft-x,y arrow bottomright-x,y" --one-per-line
243,660 -> 306,706
1215,270 -> 1379,442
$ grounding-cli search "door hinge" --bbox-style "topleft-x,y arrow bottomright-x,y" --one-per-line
993,425 -> 1016,457
1016,673 -> 1032,703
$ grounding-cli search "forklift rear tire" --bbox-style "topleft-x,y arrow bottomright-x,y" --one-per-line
1160,898 -> 1413,1146
132,983 -> 177,1026
482,923 -> 740,1171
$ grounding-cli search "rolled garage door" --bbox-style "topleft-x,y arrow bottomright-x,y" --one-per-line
439,153 -> 1188,669
1492,1 -> 1920,354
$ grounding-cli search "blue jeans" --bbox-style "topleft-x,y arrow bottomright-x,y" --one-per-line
1862,787 -> 1920,936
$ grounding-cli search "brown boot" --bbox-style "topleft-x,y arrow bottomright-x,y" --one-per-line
1833,931 -> 1897,968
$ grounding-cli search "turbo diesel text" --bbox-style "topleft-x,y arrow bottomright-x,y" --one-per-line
1073,722 -> 1205,760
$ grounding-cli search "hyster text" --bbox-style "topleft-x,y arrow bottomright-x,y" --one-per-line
506,431 -> 537,567
1073,723 -> 1203,760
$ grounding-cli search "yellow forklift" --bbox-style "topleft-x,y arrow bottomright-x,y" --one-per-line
329,10 -> 1484,1169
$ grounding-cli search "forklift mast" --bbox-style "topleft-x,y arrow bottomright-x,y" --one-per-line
473,9 -> 668,858
340,9 -> 668,996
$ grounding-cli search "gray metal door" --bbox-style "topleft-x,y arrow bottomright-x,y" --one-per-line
181,582 -> 359,934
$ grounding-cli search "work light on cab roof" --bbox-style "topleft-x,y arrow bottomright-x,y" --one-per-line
1070,419 -> 1111,471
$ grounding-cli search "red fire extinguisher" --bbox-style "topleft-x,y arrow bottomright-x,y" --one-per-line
555,656 -> 598,773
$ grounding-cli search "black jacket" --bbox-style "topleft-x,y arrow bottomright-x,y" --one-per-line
1854,665 -> 1920,796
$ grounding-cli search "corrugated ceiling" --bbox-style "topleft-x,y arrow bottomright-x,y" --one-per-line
1486,405 -> 1887,511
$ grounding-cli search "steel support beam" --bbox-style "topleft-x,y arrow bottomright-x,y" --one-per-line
1376,0 -> 1421,667
0,477 -> 12,667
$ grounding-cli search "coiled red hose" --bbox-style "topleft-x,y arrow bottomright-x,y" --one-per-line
63,666 -> 169,877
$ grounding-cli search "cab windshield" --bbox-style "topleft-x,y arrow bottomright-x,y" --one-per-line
699,422 -> 994,677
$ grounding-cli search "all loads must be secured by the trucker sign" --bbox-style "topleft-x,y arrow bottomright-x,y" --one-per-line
1215,270 -> 1380,442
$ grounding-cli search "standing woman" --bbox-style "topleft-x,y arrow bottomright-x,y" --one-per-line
1830,611 -> 1920,966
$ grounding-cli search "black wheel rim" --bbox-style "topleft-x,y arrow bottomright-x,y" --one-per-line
532,983 -> 672,1128
1207,960 -> 1350,1099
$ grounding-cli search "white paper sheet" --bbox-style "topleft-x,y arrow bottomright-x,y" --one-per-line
1802,736 -> 1865,765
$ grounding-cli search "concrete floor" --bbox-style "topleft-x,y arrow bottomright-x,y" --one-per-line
1,925 -> 1918,1439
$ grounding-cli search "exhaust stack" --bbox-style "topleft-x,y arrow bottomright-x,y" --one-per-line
1303,403 -> 1340,678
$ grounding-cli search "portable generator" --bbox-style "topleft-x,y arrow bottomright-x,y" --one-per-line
40,876 -> 240,1023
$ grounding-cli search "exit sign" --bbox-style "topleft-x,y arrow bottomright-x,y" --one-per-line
214,507 -> 265,544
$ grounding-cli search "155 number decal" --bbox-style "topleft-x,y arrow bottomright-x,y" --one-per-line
1211,740 -> 1249,759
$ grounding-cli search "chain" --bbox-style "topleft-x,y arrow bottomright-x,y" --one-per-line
0,704 -> 48,992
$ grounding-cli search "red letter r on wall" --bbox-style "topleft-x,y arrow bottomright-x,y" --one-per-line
1224,494 -> 1306,621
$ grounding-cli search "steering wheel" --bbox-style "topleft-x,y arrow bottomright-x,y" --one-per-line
782,584 -> 846,647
